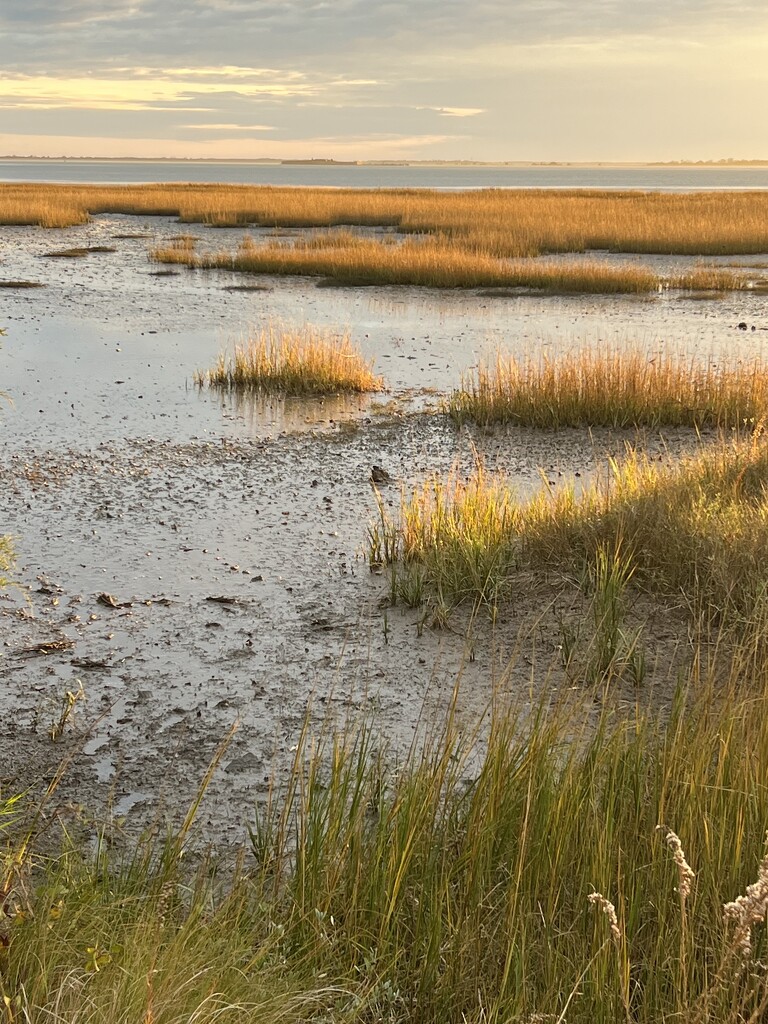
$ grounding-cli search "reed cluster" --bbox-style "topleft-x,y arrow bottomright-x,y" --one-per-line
4,183 -> 768,256
195,323 -> 384,395
5,674 -> 768,1023
371,429 -> 768,625
449,349 -> 768,428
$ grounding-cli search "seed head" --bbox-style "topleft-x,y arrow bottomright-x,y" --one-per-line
659,827 -> 695,901
588,891 -> 621,944
723,833 -> 768,962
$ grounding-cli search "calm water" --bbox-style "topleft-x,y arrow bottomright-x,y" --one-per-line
2,160 -> 768,191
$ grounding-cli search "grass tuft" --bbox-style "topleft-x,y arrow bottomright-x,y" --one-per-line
372,429 -> 768,628
448,349 -> 768,429
0,534 -> 14,588
195,323 -> 385,395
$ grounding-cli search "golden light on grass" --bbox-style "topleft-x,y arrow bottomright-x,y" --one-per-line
449,349 -> 768,428
154,232 -> 669,293
195,323 -> 384,395
3,183 -> 768,256
372,428 -> 768,621
0,534 -> 14,588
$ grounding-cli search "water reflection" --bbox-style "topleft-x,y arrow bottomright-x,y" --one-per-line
202,387 -> 374,436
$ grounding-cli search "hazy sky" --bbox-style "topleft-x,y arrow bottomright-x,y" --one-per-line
1,0 -> 767,161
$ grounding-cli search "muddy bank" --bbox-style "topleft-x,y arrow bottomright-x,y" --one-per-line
2,212 -> 765,846
0,415 -> 698,845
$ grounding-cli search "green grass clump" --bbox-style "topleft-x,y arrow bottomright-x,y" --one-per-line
371,430 -> 768,624
6,682 -> 768,1023
195,323 -> 384,395
449,349 -> 768,429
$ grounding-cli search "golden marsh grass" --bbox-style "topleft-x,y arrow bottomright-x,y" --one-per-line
156,233 -> 673,293
3,183 -> 768,255
195,323 -> 384,395
449,349 -> 768,428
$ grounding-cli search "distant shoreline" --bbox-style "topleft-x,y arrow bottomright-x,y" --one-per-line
2,157 -> 768,168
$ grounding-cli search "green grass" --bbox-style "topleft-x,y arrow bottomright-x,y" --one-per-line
7,429 -> 768,1019
370,429 -> 768,629
195,323 -> 385,395
5,676 -> 768,1023
448,349 -> 768,429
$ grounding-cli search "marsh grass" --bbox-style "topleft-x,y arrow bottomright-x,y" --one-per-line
195,323 -> 384,395
5,675 -> 768,1023
449,349 -> 768,429
5,183 -> 768,256
372,430 -> 768,634
153,233 -> 670,293
0,534 -> 14,587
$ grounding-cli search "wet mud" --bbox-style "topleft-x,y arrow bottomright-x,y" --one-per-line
2,214 -> 767,847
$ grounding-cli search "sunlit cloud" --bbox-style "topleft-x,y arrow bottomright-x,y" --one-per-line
182,123 -> 275,131
1,2 -> 766,161
0,131 -> 456,160
432,107 -> 485,117
0,67 -> 379,113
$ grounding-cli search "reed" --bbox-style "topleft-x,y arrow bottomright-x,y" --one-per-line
449,349 -> 768,428
195,323 -> 384,395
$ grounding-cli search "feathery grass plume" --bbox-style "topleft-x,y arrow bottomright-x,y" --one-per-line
448,349 -> 768,429
658,826 -> 696,1011
588,892 -> 622,945
723,832 -> 768,961
660,827 -> 696,901
194,323 -> 384,395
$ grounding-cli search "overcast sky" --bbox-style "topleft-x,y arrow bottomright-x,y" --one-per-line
1,0 -> 766,161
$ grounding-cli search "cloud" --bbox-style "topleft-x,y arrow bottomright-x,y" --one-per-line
432,107 -> 485,117
182,123 -> 275,131
0,68 -> 378,113
0,130 -> 456,160
4,0 -> 767,72
0,1 -> 766,160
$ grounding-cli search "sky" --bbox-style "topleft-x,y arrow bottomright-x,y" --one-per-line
1,0 -> 767,162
